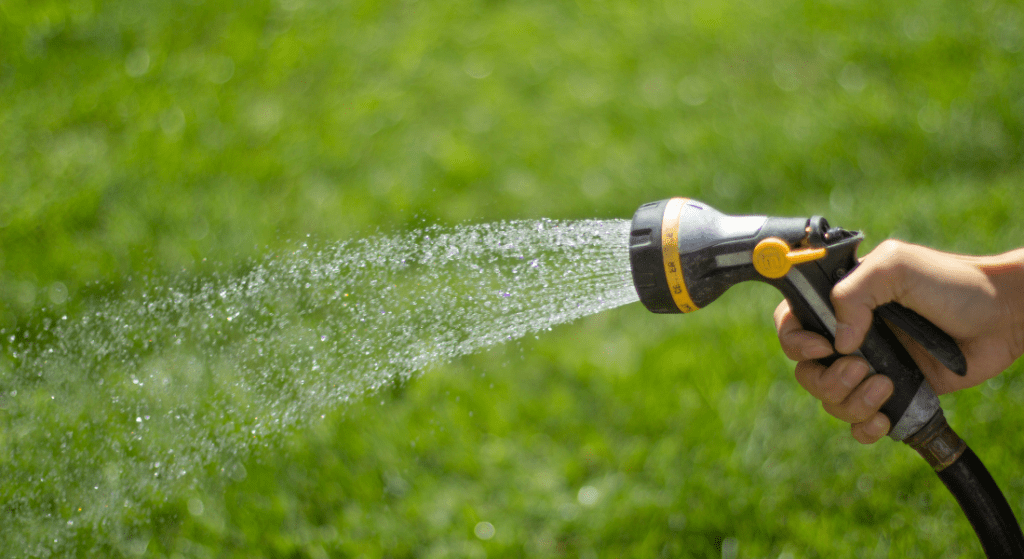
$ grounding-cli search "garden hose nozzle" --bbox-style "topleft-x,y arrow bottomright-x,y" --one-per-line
628,197 -> 962,438
628,197 -> 1024,558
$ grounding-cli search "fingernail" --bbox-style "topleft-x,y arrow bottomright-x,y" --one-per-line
840,360 -> 868,389
803,339 -> 833,360
864,377 -> 892,407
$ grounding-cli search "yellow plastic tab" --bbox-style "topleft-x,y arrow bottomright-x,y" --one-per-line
661,198 -> 700,313
752,237 -> 827,279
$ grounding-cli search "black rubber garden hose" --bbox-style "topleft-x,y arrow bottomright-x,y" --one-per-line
937,447 -> 1024,558
908,411 -> 1024,558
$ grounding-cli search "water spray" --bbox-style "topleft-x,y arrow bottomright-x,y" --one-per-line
1,219 -> 638,555
628,197 -> 1024,558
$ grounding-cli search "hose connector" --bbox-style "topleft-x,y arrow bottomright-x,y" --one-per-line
904,410 -> 968,472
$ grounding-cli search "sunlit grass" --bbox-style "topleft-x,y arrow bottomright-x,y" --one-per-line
2,0 -> 1023,556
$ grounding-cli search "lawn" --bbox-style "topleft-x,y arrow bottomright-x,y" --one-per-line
2,0 -> 1024,557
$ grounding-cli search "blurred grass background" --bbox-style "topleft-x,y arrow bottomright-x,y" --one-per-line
2,0 -> 1024,557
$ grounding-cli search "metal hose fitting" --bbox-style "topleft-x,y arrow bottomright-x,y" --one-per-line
904,410 -> 967,472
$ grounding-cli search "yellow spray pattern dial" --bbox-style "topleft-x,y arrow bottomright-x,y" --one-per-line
660,197 -> 700,313
752,237 -> 827,279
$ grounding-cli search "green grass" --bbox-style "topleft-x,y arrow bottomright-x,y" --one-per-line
3,0 -> 1024,557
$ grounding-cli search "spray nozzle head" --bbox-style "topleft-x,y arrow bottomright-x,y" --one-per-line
628,198 -> 705,314
629,197 -> 773,313
628,198 -> 860,314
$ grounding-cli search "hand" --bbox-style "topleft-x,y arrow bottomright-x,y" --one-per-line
775,240 -> 1024,443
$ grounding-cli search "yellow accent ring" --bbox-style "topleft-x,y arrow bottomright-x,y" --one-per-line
753,237 -> 828,279
661,198 -> 700,313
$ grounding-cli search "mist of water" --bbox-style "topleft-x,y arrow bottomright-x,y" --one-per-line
0,218 -> 638,555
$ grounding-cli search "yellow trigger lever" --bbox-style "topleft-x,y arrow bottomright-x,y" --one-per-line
752,237 -> 827,279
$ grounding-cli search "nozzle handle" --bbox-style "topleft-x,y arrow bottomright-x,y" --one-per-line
876,302 -> 967,377
770,232 -> 938,439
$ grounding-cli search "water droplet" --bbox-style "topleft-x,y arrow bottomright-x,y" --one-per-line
578,485 -> 600,506
474,521 -> 495,540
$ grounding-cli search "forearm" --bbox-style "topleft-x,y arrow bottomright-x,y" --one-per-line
976,248 -> 1024,360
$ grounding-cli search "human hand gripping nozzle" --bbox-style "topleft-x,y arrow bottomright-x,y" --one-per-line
628,197 -> 1024,558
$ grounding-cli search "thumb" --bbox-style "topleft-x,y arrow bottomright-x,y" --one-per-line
830,240 -> 914,354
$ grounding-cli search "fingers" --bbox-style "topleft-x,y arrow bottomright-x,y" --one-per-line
790,351 -> 894,443
831,240 -> 915,354
774,284 -> 897,442
851,413 -> 891,444
774,300 -> 833,361
794,357 -> 870,405
821,371 -> 893,424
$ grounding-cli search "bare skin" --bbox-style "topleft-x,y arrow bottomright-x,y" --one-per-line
774,239 -> 1024,444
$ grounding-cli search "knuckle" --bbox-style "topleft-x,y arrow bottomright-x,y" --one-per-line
820,382 -> 848,405
868,240 -> 911,282
793,363 -> 816,392
794,361 -> 825,390
822,398 -> 871,424
782,338 -> 809,362
821,400 -> 848,422
875,238 -> 908,258
846,401 -> 873,423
